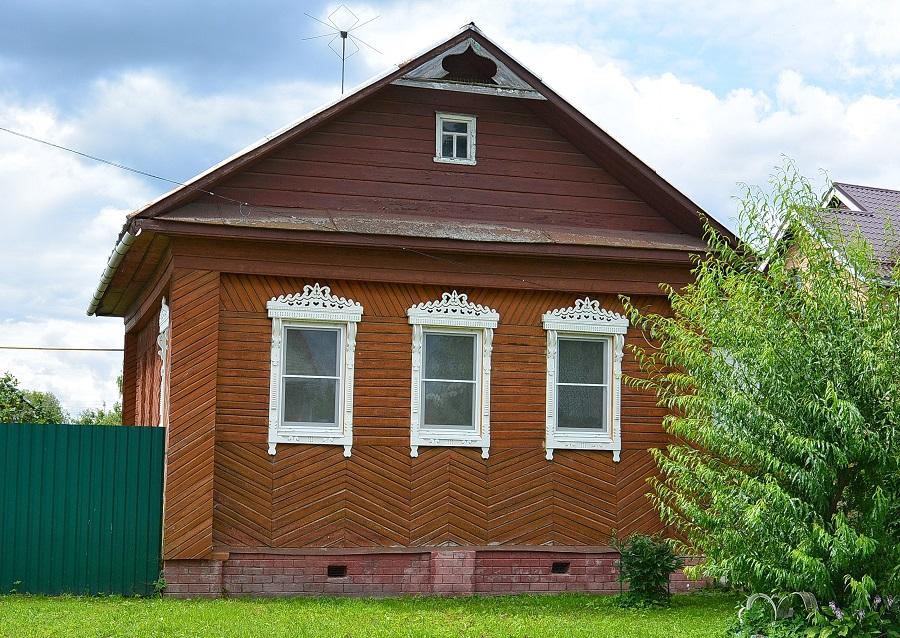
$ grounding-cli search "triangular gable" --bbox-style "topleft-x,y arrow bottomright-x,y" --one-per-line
126,22 -> 733,242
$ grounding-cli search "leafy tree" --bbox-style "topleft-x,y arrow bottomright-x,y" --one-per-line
73,375 -> 123,425
625,165 -> 900,607
22,389 -> 69,424
0,373 -> 68,424
73,403 -> 121,426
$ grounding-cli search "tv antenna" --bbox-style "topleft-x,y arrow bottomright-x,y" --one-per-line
302,5 -> 381,93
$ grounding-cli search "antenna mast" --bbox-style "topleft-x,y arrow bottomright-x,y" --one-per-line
302,5 -> 381,94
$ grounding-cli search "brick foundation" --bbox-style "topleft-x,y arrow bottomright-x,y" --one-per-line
163,549 -> 707,598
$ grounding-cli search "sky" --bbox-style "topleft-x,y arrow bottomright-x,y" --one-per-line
2,0 -> 900,416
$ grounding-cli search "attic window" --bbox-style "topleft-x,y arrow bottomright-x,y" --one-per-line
435,113 -> 476,165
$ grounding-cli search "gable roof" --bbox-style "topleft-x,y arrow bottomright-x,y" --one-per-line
88,22 -> 734,316
828,182 -> 900,270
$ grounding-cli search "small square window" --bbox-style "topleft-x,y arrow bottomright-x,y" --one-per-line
435,113 -> 476,165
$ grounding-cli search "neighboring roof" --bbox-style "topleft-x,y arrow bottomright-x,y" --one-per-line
829,182 -> 900,269
89,22 -> 735,316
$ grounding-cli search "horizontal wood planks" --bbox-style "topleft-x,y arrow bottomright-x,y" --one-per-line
212,273 -> 675,550
163,269 -> 219,560
202,86 -> 681,234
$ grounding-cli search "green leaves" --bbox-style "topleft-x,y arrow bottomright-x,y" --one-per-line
625,163 -> 900,607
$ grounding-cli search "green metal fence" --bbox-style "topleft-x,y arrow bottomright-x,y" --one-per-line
0,423 -> 165,596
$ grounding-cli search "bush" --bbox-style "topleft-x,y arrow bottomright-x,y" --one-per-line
731,594 -> 900,638
612,533 -> 684,607
625,164 -> 900,607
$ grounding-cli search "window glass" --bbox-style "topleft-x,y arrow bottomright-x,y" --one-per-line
283,378 -> 338,424
284,328 -> 338,376
557,385 -> 606,430
442,120 -> 468,133
424,381 -> 475,428
456,136 -> 468,159
422,332 -> 477,429
442,135 -> 455,158
558,339 -> 605,384
424,333 -> 475,380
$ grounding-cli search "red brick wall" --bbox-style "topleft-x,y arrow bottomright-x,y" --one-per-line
163,550 -> 707,598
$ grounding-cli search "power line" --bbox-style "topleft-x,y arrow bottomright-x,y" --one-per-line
0,346 -> 123,352
0,125 -> 249,208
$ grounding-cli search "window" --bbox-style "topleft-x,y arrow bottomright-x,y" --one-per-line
266,284 -> 363,457
423,331 -> 479,430
542,297 -> 628,462
435,113 -> 476,165
408,291 -> 498,458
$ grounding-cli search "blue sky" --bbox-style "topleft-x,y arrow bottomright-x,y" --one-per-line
2,0 -> 900,414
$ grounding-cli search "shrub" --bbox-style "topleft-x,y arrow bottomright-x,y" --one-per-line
612,533 -> 684,607
731,594 -> 900,638
625,164 -> 900,607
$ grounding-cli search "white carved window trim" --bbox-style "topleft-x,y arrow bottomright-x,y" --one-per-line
407,291 -> 498,458
156,297 -> 170,428
434,112 -> 477,165
267,284 -> 363,457
542,297 -> 628,462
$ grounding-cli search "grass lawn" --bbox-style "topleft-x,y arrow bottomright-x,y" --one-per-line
0,591 -> 738,638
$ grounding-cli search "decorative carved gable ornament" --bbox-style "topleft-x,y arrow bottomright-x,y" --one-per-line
407,290 -> 499,328
542,297 -> 629,334
393,37 -> 545,100
267,283 -> 363,322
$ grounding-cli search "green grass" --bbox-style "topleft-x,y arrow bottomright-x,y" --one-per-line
0,592 -> 738,638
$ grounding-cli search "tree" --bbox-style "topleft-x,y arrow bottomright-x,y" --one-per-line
23,389 -> 69,424
625,165 -> 900,607
73,403 -> 121,426
0,373 -> 68,424
73,375 -> 123,425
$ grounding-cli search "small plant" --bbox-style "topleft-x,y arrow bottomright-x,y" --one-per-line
612,532 -> 684,607
152,572 -> 167,597
731,593 -> 900,637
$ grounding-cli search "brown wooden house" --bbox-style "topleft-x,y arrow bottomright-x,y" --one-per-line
88,24 -> 733,597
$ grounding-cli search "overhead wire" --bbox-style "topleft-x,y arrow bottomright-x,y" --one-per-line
0,125 -> 249,208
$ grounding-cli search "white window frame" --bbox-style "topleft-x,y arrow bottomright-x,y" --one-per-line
434,112 -> 477,165
408,291 -> 498,458
267,284 -> 363,457
542,297 -> 628,462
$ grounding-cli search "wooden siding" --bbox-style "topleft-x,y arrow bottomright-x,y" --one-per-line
122,331 -> 137,428
163,269 -> 219,560
202,86 -> 682,235
132,309 -> 162,427
212,273 -> 670,550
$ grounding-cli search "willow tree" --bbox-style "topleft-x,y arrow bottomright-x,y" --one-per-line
626,166 -> 900,606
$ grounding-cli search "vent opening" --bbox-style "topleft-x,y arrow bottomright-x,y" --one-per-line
551,561 -> 570,574
327,564 -> 348,578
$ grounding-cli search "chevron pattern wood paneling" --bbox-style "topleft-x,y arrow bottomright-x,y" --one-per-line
204,273 -> 675,551
163,269 -> 219,559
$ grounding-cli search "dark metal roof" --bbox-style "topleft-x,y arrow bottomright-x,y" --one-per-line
830,182 -> 900,268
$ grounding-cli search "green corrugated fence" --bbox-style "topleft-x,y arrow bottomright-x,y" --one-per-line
0,423 -> 165,596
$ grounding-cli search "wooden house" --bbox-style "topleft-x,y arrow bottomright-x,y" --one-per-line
88,24 -> 733,597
